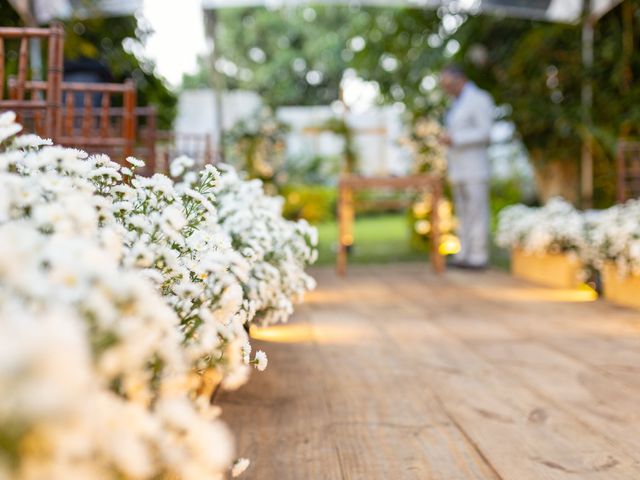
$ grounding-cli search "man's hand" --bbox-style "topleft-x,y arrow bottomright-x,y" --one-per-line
439,133 -> 453,147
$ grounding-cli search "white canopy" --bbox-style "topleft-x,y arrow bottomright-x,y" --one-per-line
201,0 -> 623,23
9,0 -> 144,25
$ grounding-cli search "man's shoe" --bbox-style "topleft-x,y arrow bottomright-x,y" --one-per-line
458,262 -> 488,271
446,257 -> 467,268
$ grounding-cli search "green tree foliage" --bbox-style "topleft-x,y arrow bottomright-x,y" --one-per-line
451,2 -> 640,207
189,2 -> 640,206
207,5 -> 360,106
347,8 -> 445,120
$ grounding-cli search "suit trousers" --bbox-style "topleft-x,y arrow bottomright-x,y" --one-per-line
451,180 -> 490,266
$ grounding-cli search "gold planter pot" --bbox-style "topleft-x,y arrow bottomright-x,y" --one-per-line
601,262 -> 640,310
511,248 -> 582,289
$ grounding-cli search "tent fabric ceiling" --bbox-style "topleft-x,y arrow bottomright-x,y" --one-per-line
201,0 -> 624,23
31,0 -> 143,24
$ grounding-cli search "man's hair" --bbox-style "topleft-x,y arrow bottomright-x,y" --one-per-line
441,63 -> 466,78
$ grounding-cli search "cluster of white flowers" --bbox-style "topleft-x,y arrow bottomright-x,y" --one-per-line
496,197 -> 587,257
0,112 -> 317,479
211,166 -> 318,325
497,196 -> 640,277
582,200 -> 640,276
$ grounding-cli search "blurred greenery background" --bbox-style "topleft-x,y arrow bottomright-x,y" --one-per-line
184,1 -> 640,210
5,0 -> 640,266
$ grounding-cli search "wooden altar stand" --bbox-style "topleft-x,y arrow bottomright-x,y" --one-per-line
336,174 -> 446,276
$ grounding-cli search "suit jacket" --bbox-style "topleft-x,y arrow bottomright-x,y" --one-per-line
444,82 -> 495,183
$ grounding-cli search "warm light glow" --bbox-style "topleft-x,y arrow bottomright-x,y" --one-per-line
439,234 -> 461,255
250,324 -> 315,344
341,234 -> 354,246
438,218 -> 453,232
473,284 -> 598,303
250,322 -> 369,345
415,219 -> 431,235
412,201 -> 430,218
437,200 -> 453,218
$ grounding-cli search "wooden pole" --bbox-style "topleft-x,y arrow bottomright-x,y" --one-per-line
123,79 -> 136,159
580,0 -> 595,209
336,180 -> 349,276
148,107 -> 157,173
430,179 -> 445,274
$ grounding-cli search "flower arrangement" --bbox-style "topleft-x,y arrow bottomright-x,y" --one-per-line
496,197 -> 640,278
0,111 -> 317,479
496,197 -> 586,257
399,118 -> 447,175
582,201 -> 640,276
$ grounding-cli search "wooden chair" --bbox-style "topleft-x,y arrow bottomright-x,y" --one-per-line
616,139 -> 640,203
60,80 -> 136,160
1,25 -> 151,171
0,24 -> 64,138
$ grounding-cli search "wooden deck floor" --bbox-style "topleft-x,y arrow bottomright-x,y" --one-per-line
219,264 -> 640,480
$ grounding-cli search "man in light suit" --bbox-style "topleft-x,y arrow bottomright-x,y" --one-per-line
439,64 -> 494,270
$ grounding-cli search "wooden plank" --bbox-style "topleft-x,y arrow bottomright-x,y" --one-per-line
220,265 -> 640,479
364,267 -> 640,479
446,270 -> 640,390
308,292 -> 500,480
15,36 -> 28,101
339,174 -> 439,190
220,268 -> 500,480
379,267 -> 640,466
217,314 -> 348,480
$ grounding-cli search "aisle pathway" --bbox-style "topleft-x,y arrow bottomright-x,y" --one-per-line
219,264 -> 640,480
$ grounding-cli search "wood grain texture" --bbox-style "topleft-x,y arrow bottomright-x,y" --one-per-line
219,265 -> 640,480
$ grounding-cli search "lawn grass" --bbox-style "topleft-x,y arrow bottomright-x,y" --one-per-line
315,213 -> 427,266
314,212 -> 510,269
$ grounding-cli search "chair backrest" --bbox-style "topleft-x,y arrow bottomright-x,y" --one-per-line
616,139 -> 640,203
56,79 -> 137,162
0,24 -> 64,138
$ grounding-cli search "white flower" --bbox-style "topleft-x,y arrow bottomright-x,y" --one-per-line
162,205 -> 187,231
126,156 -> 145,168
231,458 -> 250,477
0,111 -> 16,126
253,350 -> 268,371
13,134 -> 53,149
0,115 -> 21,143
170,155 -> 195,178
